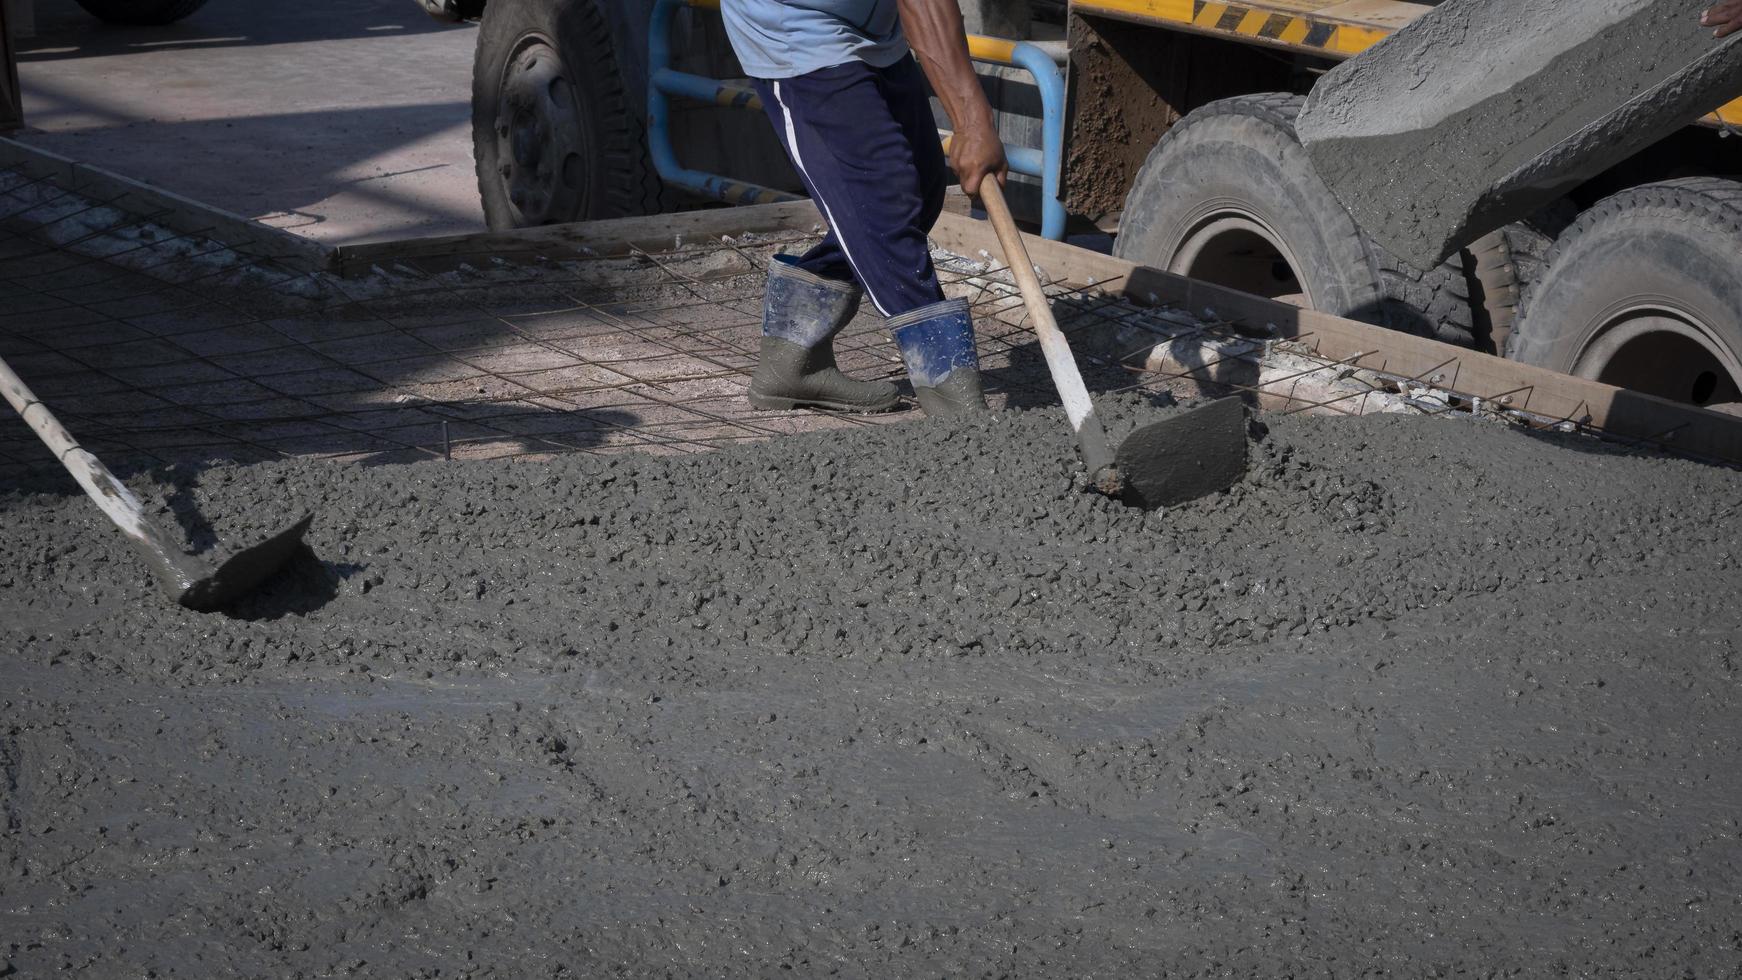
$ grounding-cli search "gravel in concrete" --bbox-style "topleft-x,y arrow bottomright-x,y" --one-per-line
2,400 -> 1741,976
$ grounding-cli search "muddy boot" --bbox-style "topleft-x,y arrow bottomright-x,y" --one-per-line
889,298 -> 987,417
748,256 -> 900,413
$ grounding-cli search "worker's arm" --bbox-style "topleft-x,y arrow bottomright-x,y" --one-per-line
897,0 -> 1008,195
1703,0 -> 1742,37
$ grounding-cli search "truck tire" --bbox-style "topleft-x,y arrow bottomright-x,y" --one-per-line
72,0 -> 208,24
471,0 -> 664,229
1507,178 -> 1742,411
1466,203 -> 1574,355
1113,93 -> 1478,346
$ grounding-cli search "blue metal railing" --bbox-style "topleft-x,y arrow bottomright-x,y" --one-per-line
647,0 -> 800,206
647,0 -> 1068,238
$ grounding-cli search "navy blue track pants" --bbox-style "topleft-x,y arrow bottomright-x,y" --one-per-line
751,56 -> 949,318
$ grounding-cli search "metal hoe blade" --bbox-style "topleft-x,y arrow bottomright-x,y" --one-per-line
1114,396 -> 1249,510
165,514 -> 314,611
977,182 -> 1248,511
69,450 -> 312,611
2,354 -> 313,612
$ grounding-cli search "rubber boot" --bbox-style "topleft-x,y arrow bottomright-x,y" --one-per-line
748,256 -> 900,413
889,297 -> 988,417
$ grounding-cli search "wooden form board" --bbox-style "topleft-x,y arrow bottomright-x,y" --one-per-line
329,201 -> 826,277
0,136 -> 331,272
930,210 -> 1742,465
0,134 -> 826,279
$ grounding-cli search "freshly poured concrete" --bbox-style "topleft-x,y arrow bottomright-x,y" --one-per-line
1297,0 -> 1742,268
3,400 -> 1741,975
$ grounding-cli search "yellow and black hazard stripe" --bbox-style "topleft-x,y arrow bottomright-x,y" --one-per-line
1072,0 -> 1393,57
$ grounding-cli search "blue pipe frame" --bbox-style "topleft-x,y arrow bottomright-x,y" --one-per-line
648,0 -> 800,206
1000,40 -> 1067,241
647,0 -> 1068,238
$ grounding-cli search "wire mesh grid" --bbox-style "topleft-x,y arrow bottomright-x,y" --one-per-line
0,165 -> 1150,481
2,163 -> 1717,485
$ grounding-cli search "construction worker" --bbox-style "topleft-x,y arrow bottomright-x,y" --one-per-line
1704,0 -> 1742,36
722,0 -> 1008,416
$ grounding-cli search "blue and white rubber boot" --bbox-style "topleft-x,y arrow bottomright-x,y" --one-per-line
888,297 -> 988,416
748,256 -> 900,413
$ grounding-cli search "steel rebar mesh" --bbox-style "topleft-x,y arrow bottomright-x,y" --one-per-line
0,162 -> 1161,480
0,164 -> 1703,486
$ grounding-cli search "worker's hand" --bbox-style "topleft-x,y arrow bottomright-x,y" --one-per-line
951,118 -> 1009,197
1702,0 -> 1742,37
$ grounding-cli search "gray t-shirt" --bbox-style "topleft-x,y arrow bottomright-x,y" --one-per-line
722,0 -> 910,79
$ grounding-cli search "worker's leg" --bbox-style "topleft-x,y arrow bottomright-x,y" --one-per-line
876,56 -> 980,414
746,253 -> 900,413
752,58 -> 984,415
880,55 -> 951,246
768,57 -> 951,308
753,58 -> 945,317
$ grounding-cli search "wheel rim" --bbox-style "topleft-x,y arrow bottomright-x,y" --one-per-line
492,34 -> 590,225
1168,206 -> 1311,307
1571,305 -> 1742,409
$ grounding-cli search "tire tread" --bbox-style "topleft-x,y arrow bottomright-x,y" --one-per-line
1121,93 -> 1478,347
1508,177 -> 1742,363
471,0 -> 669,228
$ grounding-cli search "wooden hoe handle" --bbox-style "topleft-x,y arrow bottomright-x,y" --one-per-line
977,181 -> 1121,492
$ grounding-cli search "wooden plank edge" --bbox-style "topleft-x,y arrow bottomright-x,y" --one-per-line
0,136 -> 333,274
945,275 -> 1426,419
330,200 -> 826,278
931,210 -> 1742,465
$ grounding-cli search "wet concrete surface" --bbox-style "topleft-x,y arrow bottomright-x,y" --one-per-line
1298,0 -> 1742,268
10,0 -> 483,243
3,399 -> 1740,975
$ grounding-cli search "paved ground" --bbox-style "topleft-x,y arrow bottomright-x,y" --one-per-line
11,0 -> 485,243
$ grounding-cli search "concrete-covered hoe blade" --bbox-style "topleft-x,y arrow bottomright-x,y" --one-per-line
2,354 -> 311,612
1295,0 -> 1742,270
978,182 -> 1246,510
169,514 -> 315,611
1115,396 -> 1248,509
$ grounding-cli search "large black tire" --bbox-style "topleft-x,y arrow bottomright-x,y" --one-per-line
1465,203 -> 1575,355
72,0 -> 208,25
471,0 -> 665,230
1508,178 -> 1742,410
1113,93 -> 1477,346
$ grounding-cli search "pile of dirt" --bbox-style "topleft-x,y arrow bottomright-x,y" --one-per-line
2,400 -> 1739,976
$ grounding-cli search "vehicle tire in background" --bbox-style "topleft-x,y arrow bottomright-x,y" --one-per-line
1113,93 -> 1478,346
1508,178 -> 1742,412
72,0 -> 209,25
1465,202 -> 1574,355
471,0 -> 665,229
